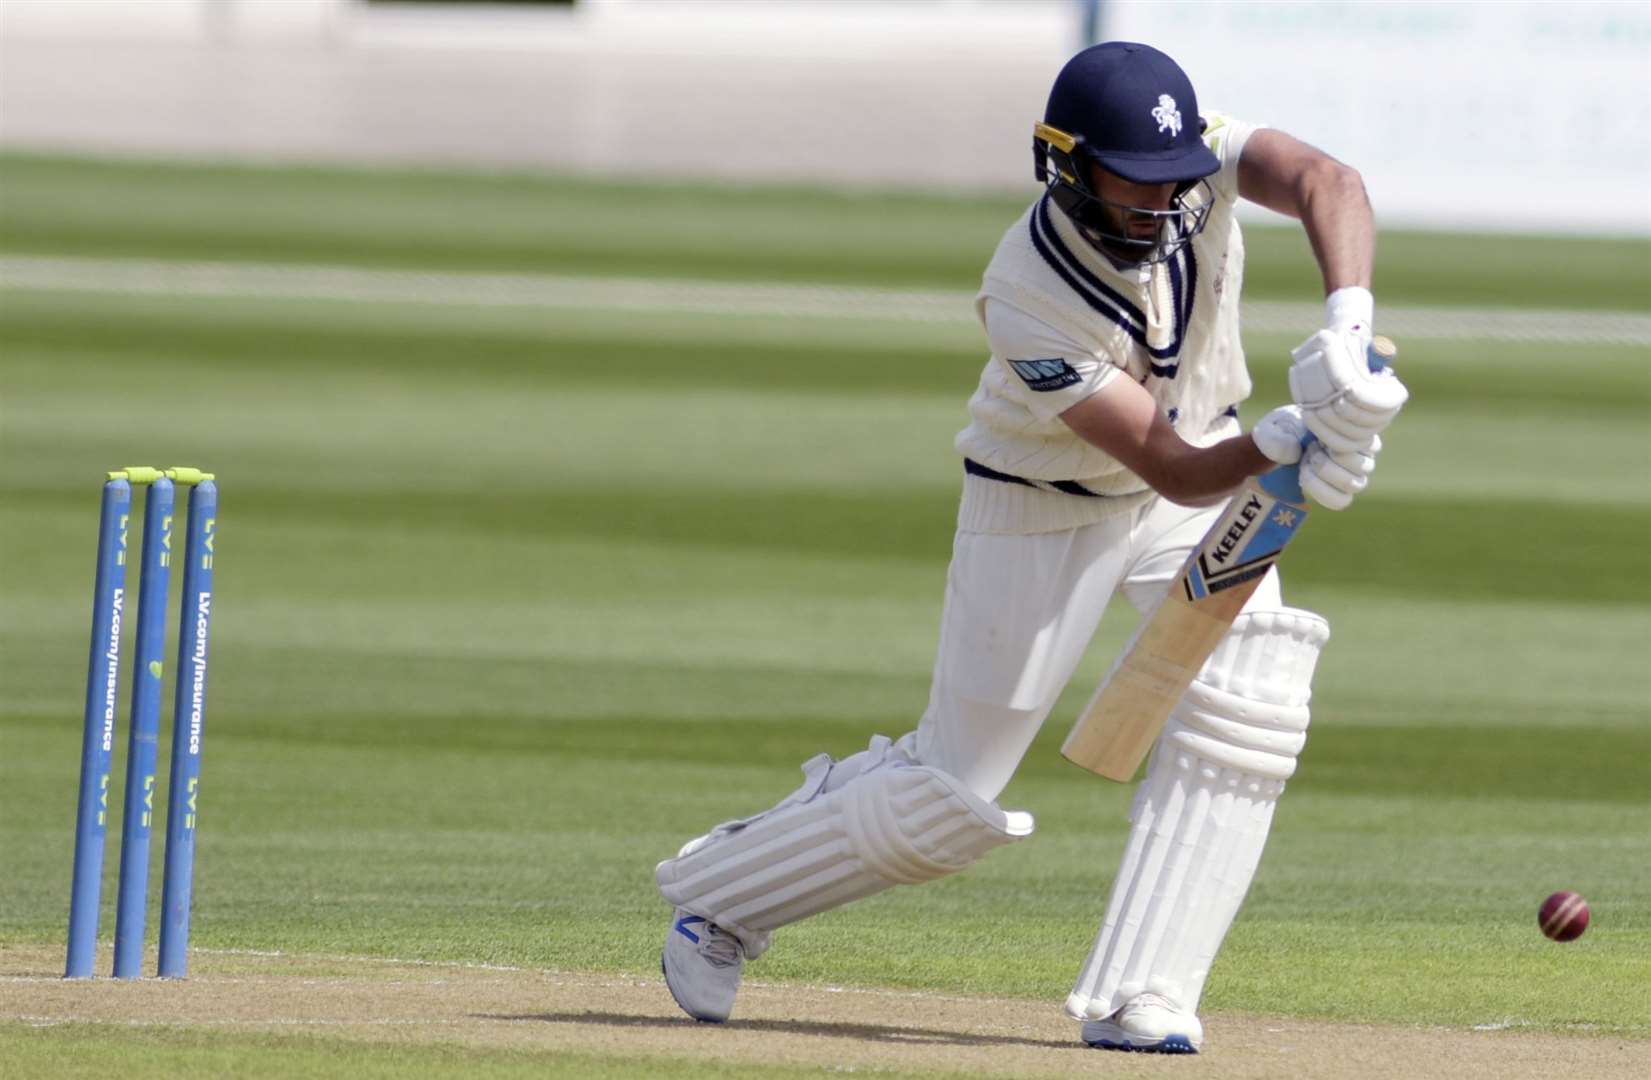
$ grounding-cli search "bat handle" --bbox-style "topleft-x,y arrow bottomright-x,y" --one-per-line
1366,334 -> 1397,374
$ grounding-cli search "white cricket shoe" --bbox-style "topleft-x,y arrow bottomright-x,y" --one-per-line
1081,992 -> 1203,1054
661,907 -> 745,1022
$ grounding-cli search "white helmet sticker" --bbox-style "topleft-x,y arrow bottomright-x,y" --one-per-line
1152,94 -> 1183,137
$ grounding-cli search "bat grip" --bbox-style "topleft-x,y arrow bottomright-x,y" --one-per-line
1366,334 -> 1396,373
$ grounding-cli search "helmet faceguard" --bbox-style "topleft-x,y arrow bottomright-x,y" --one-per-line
1034,120 -> 1211,266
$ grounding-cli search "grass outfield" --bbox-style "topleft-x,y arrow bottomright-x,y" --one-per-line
1,154 -> 1648,1074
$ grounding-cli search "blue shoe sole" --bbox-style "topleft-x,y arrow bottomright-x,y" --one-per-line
1084,1034 -> 1198,1054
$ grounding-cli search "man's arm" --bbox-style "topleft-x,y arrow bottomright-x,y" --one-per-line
1059,376 -> 1278,507
1239,128 -> 1404,461
1236,128 -> 1373,295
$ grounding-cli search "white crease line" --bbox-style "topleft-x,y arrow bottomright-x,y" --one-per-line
193,946 -> 528,972
3,254 -> 1647,346
13,946 -> 1023,1007
1472,1017 -> 1529,1031
11,1015 -> 464,1029
0,976 -> 505,987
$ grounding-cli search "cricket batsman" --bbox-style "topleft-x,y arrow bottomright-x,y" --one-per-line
652,41 -> 1409,1053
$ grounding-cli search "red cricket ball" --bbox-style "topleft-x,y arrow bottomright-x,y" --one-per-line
1538,890 -> 1590,942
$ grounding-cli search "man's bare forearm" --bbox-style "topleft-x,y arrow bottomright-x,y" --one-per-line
1141,432 -> 1273,506
1058,386 -> 1271,506
1298,159 -> 1374,294
1237,129 -> 1374,295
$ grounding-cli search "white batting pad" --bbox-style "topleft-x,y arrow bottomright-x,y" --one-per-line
657,757 -> 1033,952
1066,608 -> 1328,1021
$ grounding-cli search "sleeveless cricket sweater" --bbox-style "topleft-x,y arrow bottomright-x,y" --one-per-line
954,114 -> 1261,534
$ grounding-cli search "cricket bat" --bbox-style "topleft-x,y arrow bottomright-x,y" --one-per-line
1061,335 -> 1396,781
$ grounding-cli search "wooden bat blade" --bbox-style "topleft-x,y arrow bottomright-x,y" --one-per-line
1061,469 -> 1311,780
1062,336 -> 1396,782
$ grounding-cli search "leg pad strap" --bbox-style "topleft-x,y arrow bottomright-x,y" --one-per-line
1165,608 -> 1328,781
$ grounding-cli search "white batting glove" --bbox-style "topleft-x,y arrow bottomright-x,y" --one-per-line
1301,391 -> 1403,454
1299,287 -> 1376,403
1289,329 -> 1409,413
1291,286 -> 1396,418
1289,330 -> 1408,452
1251,404 -> 1309,465
1299,434 -> 1381,511
1325,285 -> 1374,357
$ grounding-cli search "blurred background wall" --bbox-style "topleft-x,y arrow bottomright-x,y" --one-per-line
2,0 -> 1648,235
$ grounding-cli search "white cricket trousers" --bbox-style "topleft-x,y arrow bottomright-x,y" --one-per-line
913,495 -> 1283,803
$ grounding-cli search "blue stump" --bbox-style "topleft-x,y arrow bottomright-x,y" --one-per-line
159,479 -> 217,978
66,479 -> 133,978
112,476 -> 174,978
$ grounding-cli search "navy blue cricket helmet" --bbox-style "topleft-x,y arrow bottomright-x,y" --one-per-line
1033,42 -> 1218,263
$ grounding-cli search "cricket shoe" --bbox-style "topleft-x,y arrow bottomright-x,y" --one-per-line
1081,992 -> 1203,1054
661,908 -> 746,1022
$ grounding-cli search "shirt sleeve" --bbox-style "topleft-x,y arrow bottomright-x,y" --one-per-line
981,298 -> 1121,422
1200,112 -> 1264,203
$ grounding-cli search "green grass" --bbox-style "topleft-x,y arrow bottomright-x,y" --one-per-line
2,152 -> 1648,1071
3,152 -> 1649,306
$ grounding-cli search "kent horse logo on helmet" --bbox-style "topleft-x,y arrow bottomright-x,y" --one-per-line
1151,95 -> 1182,137
1032,43 -> 1218,265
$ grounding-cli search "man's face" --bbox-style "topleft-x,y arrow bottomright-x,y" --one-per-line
1084,163 -> 1178,263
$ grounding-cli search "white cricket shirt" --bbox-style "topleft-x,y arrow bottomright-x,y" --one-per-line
955,114 -> 1262,533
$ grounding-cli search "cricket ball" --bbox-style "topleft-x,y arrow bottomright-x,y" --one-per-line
1538,890 -> 1589,942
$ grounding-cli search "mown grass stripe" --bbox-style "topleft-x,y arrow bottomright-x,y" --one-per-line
4,254 -> 1649,345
